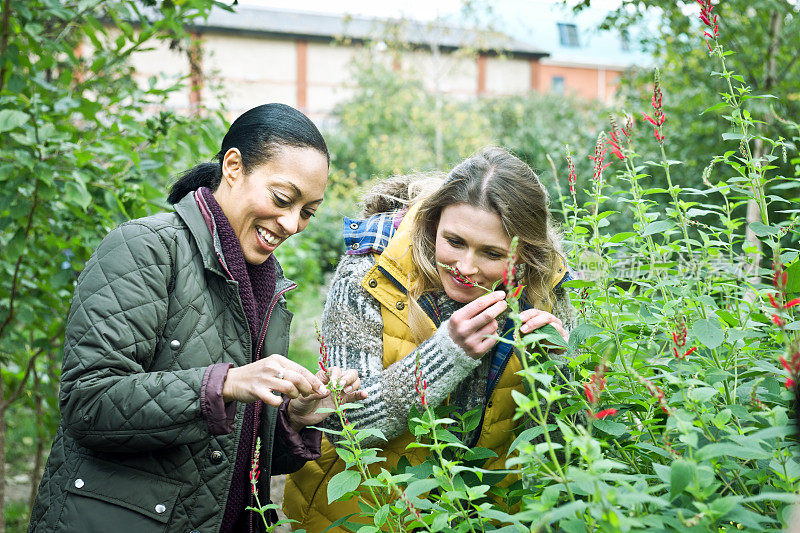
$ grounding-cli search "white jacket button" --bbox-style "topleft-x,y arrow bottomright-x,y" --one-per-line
170,339 -> 181,349
155,504 -> 166,514
74,479 -> 84,489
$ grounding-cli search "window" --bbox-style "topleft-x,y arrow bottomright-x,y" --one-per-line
557,23 -> 579,47
552,76 -> 565,94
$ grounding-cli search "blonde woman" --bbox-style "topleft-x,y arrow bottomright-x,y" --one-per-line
284,147 -> 575,531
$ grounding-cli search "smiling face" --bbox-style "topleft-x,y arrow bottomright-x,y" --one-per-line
214,145 -> 328,265
434,203 -> 512,303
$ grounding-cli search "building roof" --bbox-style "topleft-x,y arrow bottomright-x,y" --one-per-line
491,0 -> 651,69
190,5 -> 549,59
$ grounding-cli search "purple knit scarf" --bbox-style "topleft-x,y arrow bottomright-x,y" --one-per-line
198,188 -> 277,533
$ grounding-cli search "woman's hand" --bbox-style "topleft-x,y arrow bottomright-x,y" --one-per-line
222,354 -> 326,407
519,308 -> 569,344
448,290 -> 508,359
287,367 -> 366,431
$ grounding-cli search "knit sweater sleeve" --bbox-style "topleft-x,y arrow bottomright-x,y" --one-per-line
319,254 -> 480,445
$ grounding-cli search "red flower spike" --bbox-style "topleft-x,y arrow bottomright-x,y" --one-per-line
590,133 -> 609,182
249,437 -> 262,495
773,314 -> 787,327
595,408 -> 618,419
414,359 -> 429,407
316,322 -> 330,375
683,347 -> 698,358
566,151 -> 577,196
437,262 -> 488,291
769,293 -> 781,309
508,285 -> 524,300
502,238 -> 519,287
697,0 -> 720,41
583,382 -> 595,404
644,71 -> 667,144
786,298 -> 800,309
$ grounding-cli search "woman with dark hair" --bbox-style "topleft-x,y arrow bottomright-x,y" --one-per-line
284,146 -> 574,531
28,103 -> 364,533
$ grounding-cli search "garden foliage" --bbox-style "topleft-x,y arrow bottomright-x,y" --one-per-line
286,7 -> 800,532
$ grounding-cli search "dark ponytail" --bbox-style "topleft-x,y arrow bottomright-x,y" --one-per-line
167,103 -> 329,204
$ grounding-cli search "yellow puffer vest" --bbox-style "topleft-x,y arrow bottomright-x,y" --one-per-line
283,206 -> 567,532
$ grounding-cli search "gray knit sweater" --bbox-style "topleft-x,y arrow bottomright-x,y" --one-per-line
320,253 -> 576,447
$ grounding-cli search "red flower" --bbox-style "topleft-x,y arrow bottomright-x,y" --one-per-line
607,116 -> 633,161
502,237 -> 519,287
773,264 -> 788,291
250,438 -> 262,495
589,133 -> 610,181
779,353 -> 800,389
583,382 -> 595,404
414,358 -> 428,406
583,364 -> 607,408
594,408 -> 618,419
635,373 -> 672,415
316,322 -> 330,374
672,321 -> 688,348
696,0 -> 720,49
507,285 -> 524,300
678,346 -> 698,359
437,262 -> 487,291
566,150 -> 577,197
643,71 -> 666,144
773,314 -> 787,327
768,292 -> 800,311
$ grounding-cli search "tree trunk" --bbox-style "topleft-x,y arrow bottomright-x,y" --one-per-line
0,376 -> 6,533
745,10 -> 782,288
28,365 -> 44,511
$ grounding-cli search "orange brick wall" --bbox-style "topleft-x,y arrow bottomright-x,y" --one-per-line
534,63 -> 623,103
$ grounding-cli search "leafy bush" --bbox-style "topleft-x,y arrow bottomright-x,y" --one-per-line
297,11 -> 799,533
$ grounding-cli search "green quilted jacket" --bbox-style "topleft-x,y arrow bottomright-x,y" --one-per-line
29,193 -> 298,532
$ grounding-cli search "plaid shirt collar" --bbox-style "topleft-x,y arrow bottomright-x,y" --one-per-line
343,208 -> 407,255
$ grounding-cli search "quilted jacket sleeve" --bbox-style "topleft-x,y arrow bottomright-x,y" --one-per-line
59,221 -> 210,453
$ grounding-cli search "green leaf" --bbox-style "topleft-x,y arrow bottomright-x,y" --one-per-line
607,231 -> 638,243
327,469 -> 361,504
691,318 -> 723,349
404,478 -> 439,498
566,323 -> 604,355
508,425 -> 554,453
748,222 -> 778,237
688,386 -> 718,403
64,180 -> 92,211
463,447 -> 498,461
670,459 -> 695,500
322,513 -> 358,533
642,220 -> 675,237
0,109 -> 29,132
786,260 -> 800,293
523,323 -> 566,348
592,418 -> 626,437
373,504 -> 390,527
695,443 -> 771,461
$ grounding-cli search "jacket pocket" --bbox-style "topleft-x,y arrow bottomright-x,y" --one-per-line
58,456 -> 182,532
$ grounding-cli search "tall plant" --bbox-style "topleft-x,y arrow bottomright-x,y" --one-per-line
310,2 -> 799,530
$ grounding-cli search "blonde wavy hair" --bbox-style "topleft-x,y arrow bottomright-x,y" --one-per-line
360,147 -> 563,343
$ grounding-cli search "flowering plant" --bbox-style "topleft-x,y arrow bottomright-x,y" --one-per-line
311,4 -> 799,529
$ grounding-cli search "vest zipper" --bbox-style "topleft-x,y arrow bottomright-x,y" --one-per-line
250,281 -> 297,532
469,346 -> 514,448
